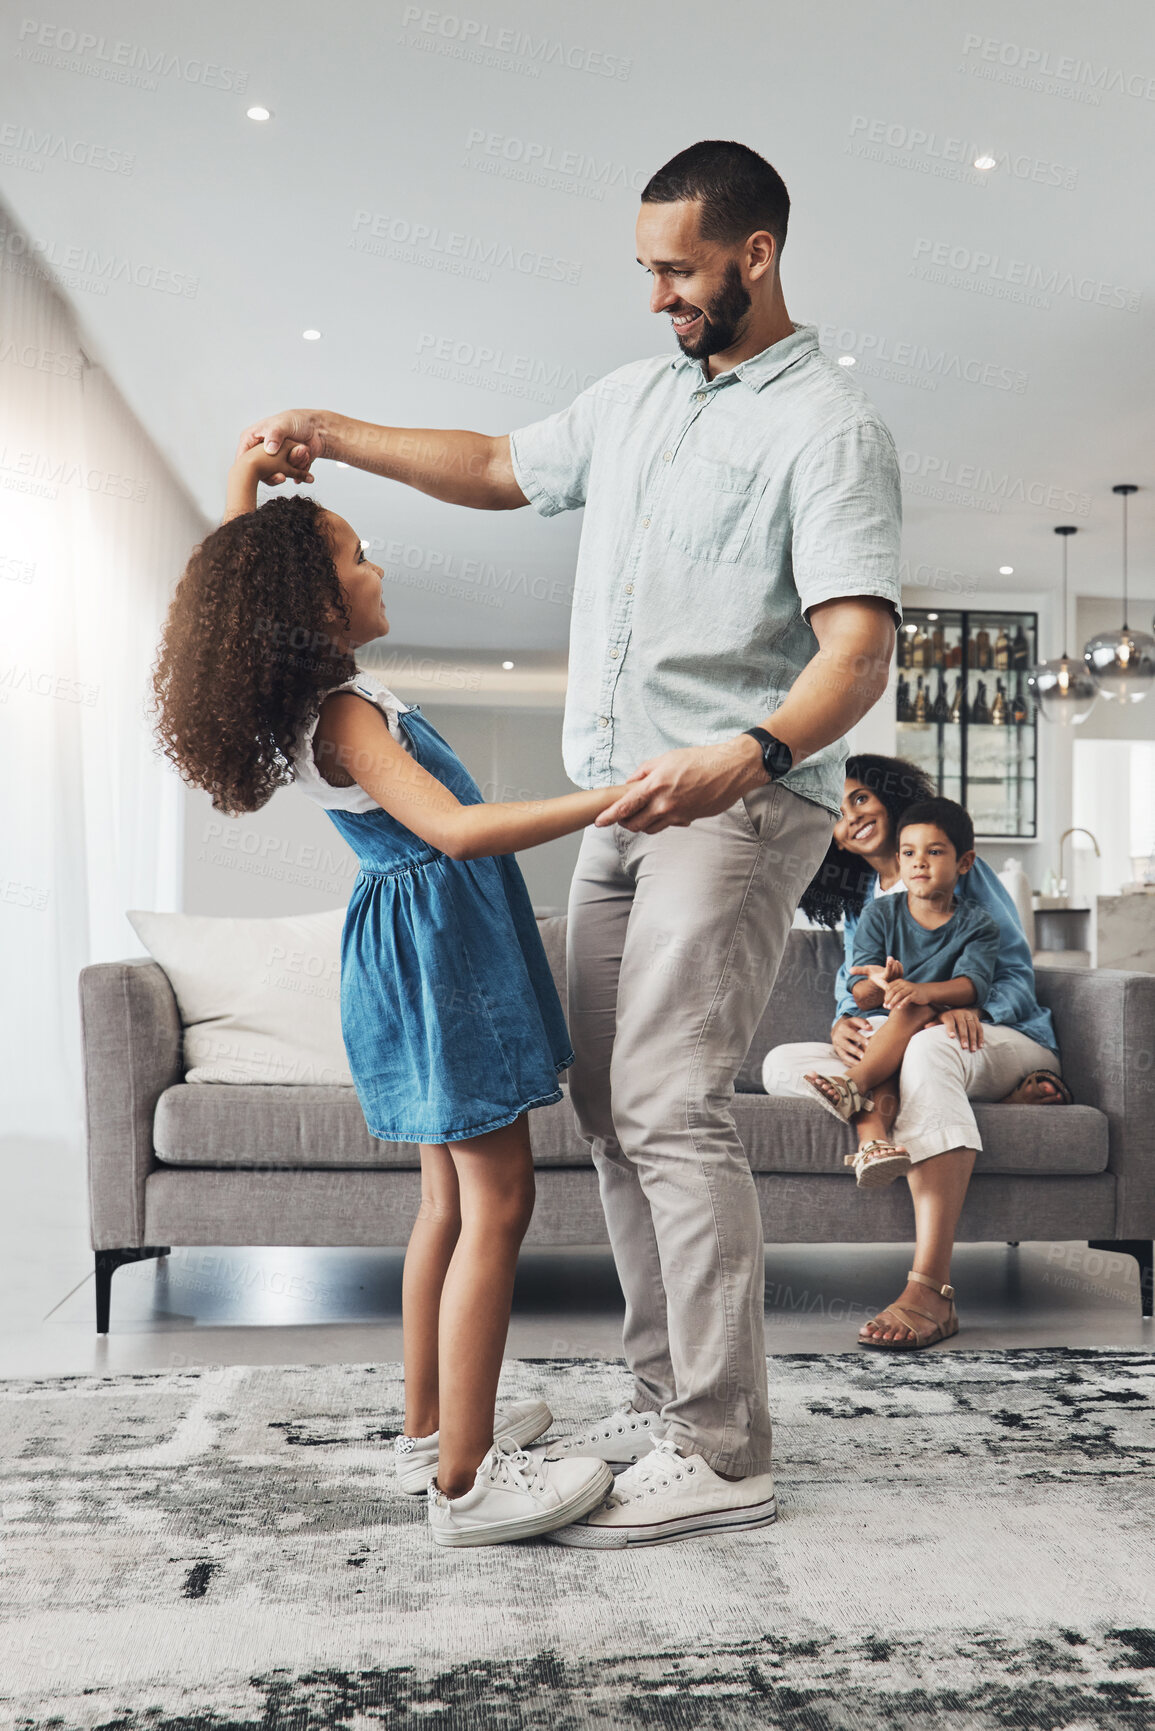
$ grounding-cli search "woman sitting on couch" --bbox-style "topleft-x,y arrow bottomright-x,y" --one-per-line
762,753 -> 1069,1350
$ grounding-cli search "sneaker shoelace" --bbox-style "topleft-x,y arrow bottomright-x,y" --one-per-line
570,1402 -> 650,1446
487,1443 -> 548,1497
429,1444 -> 548,1509
608,1436 -> 690,1506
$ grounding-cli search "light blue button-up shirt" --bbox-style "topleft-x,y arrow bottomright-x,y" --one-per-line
509,321 -> 903,817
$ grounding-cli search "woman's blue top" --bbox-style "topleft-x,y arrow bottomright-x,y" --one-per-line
834,857 -> 1058,1056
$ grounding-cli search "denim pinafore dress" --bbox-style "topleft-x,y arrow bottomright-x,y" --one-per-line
293,673 -> 573,1143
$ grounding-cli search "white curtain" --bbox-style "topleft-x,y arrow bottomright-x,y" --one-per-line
1,199 -> 210,1137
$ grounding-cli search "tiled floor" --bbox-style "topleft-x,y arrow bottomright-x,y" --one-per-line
4,1135 -> 1150,1381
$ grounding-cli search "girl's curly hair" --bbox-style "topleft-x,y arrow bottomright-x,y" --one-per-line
151,495 -> 356,814
798,753 -> 936,929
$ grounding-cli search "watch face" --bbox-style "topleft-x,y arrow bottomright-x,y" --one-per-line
767,737 -> 792,778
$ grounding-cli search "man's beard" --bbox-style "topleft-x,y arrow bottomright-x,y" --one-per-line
672,261 -> 752,359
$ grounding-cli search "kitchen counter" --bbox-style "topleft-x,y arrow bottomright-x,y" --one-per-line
1097,893 -> 1155,972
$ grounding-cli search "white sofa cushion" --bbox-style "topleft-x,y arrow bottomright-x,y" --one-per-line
127,908 -> 353,1085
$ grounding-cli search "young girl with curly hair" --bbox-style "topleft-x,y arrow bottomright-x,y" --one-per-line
152,439 -> 619,1547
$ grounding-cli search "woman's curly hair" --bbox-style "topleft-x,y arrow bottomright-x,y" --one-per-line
151,495 -> 356,814
798,753 -> 936,929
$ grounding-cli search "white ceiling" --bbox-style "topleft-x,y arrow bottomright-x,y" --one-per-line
3,0 -> 1154,652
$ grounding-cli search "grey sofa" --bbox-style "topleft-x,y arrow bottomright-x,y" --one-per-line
80,918 -> 1155,1330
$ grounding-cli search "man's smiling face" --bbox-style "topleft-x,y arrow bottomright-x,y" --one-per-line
635,198 -> 755,361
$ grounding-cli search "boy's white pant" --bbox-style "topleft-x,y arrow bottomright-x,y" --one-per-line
762,1018 -> 1062,1161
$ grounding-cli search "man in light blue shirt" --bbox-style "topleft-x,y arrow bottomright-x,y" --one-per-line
239,139 -> 902,1548
509,318 -> 902,821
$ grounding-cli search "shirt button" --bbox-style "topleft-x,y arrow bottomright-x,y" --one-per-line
598,715 -> 609,728
663,450 -> 673,462
642,516 -> 651,528
693,392 -> 706,402
624,584 -> 634,595
610,649 -> 619,659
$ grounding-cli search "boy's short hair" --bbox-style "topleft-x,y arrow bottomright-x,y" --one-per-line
896,797 -> 974,860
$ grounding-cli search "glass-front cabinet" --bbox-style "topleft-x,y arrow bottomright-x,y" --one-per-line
894,608 -> 1038,839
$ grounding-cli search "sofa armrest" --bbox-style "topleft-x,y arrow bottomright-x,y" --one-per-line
1034,964 -> 1155,1237
79,958 -> 183,1250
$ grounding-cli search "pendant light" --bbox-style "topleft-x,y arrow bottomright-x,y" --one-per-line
1083,484 -> 1155,703
1027,525 -> 1096,725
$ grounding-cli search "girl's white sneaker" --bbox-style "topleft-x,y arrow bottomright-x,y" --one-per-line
427,1444 -> 613,1547
394,1398 -> 552,1495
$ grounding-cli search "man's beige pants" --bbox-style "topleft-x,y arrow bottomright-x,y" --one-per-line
565,782 -> 834,1477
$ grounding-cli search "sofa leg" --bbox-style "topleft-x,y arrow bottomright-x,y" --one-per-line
94,1247 -> 172,1334
1088,1240 -> 1154,1318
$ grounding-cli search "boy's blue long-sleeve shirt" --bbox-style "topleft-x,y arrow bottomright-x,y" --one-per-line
833,856 -> 1059,1056
851,893 -> 1000,1007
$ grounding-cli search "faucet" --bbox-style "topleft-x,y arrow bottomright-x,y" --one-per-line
1058,827 -> 1101,895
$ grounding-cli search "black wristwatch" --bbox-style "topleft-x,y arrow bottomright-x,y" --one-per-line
743,726 -> 793,783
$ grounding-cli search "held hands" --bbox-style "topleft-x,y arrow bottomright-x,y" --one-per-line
235,412 -> 325,485
595,736 -> 768,833
232,439 -> 313,487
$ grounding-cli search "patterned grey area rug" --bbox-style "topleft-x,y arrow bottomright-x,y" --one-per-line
1,1350 -> 1153,1730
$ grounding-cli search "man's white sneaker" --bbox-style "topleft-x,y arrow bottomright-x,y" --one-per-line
538,1401 -> 666,1471
427,1444 -> 613,1547
544,1435 -> 778,1549
394,1397 -> 552,1495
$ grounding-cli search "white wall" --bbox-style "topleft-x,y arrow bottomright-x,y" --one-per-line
182,701 -> 578,918
0,195 -> 210,1136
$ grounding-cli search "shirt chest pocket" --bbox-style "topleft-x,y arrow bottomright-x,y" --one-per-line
661,454 -> 765,565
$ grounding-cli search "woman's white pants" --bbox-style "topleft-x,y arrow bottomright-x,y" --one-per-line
762,1019 -> 1061,1162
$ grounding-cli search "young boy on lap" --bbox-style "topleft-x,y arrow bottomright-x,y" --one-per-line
805,798 -> 1000,1186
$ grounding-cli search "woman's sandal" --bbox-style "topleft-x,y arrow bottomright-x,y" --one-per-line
1008,1069 -> 1073,1106
803,1072 -> 874,1124
859,1269 -> 959,1351
845,1138 -> 912,1188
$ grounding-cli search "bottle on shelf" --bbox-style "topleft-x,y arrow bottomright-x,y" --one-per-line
948,674 -> 964,723
974,627 -> 992,670
913,674 -> 928,722
1012,623 -> 1030,670
895,675 -> 912,722
990,679 -> 1007,725
994,626 -> 1010,671
931,623 -> 946,665
931,669 -> 950,722
1011,673 -> 1028,725
971,678 -> 991,724
911,623 -> 929,668
899,628 -> 914,669
947,638 -> 962,669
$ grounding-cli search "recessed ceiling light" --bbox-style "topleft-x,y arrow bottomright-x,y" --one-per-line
246,106 -> 272,122
837,354 -> 856,367
302,329 -> 322,341
927,612 -> 938,621
974,154 -> 997,172
999,565 -> 1014,575
501,660 -> 515,670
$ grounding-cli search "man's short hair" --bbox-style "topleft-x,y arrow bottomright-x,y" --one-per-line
641,140 -> 790,255
896,798 -> 975,860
